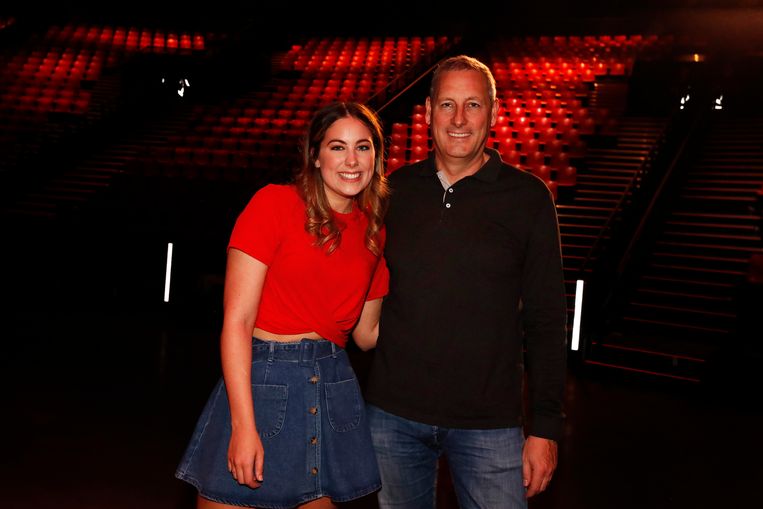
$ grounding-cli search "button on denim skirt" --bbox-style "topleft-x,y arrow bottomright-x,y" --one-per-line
175,338 -> 381,508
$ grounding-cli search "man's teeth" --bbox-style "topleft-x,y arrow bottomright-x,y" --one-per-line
449,132 -> 470,138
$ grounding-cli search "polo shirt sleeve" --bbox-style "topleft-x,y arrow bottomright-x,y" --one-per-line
522,183 -> 568,440
227,185 -> 282,266
366,255 -> 389,301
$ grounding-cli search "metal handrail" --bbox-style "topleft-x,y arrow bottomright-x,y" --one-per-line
372,39 -> 462,115
614,114 -> 699,277
574,116 -> 671,279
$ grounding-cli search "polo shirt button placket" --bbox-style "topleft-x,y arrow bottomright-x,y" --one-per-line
444,187 -> 454,210
439,186 -> 455,225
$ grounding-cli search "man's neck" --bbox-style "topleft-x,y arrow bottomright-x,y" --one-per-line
434,150 -> 489,185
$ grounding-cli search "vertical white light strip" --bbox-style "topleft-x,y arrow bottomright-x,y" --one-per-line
571,279 -> 584,351
164,242 -> 174,303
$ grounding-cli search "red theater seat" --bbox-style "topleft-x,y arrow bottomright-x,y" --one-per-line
390,132 -> 407,146
501,149 -> 521,166
392,122 -> 408,136
539,127 -> 557,143
494,124 -> 511,140
544,139 -> 564,157
386,157 -> 404,173
578,117 -> 596,135
534,117 -> 552,130
521,138 -> 539,154
556,165 -> 577,187
532,165 -> 551,182
411,122 -> 428,136
388,144 -> 406,157
550,152 -> 570,169
546,180 -> 558,201
410,134 -> 428,149
410,145 -> 428,162
525,151 -> 545,169
499,137 -> 517,155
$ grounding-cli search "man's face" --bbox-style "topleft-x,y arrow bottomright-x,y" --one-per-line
426,69 -> 496,167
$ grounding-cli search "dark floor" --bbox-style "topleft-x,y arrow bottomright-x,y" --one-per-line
4,298 -> 763,509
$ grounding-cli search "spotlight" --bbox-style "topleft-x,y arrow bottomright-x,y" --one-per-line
679,93 -> 690,110
177,77 -> 191,97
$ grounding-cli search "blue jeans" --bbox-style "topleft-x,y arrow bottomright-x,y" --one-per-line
367,404 -> 527,509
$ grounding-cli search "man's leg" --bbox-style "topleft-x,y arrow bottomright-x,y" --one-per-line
444,427 -> 527,509
366,404 -> 440,509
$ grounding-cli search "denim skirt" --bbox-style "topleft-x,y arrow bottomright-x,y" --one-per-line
175,338 -> 381,508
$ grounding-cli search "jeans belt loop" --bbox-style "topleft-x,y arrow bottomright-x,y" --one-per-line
299,339 -> 316,367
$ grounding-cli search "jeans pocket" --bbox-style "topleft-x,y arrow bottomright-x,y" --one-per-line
252,384 -> 288,438
325,378 -> 361,432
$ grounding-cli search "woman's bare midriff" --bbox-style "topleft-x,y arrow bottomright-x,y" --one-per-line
252,327 -> 323,342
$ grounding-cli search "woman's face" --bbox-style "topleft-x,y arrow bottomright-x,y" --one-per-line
316,116 -> 376,212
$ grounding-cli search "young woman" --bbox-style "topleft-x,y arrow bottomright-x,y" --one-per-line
176,102 -> 389,509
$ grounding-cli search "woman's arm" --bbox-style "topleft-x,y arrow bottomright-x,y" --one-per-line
220,248 -> 268,488
352,297 -> 383,351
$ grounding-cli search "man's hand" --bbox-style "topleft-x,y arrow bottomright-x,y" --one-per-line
522,435 -> 557,498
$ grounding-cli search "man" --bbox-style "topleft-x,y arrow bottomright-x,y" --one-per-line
365,55 -> 567,508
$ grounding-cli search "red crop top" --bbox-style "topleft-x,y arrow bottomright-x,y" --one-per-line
228,184 -> 389,347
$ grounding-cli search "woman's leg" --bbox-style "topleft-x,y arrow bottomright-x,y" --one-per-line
197,494 -> 239,508
299,496 -> 337,509
198,493 -> 336,509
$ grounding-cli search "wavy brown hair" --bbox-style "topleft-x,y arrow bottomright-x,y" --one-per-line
295,102 -> 389,255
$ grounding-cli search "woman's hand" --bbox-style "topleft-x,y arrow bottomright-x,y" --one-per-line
227,425 -> 264,489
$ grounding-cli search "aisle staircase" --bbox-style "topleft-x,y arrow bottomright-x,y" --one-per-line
595,115 -> 763,381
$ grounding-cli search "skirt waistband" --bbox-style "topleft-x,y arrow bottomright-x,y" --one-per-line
252,337 -> 339,366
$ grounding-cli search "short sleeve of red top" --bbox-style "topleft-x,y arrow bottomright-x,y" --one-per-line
228,184 -> 388,347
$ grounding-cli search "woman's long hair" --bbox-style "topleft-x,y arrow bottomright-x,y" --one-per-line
295,102 -> 389,255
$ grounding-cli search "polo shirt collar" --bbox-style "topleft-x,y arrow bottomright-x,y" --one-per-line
418,147 -> 503,183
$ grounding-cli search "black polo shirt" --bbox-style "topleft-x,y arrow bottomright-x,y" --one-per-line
365,148 -> 567,440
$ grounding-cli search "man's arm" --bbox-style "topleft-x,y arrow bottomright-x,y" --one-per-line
520,185 -> 567,496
